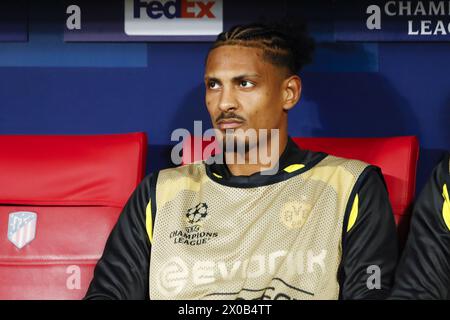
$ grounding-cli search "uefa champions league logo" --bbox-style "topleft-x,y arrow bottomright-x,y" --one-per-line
186,203 -> 208,224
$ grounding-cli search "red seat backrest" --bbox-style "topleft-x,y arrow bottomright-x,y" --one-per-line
182,136 -> 419,243
0,133 -> 147,300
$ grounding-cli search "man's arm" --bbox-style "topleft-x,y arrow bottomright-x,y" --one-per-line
84,174 -> 155,300
390,154 -> 450,299
338,167 -> 399,300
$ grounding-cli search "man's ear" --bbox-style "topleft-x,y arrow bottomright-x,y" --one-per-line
282,75 -> 302,111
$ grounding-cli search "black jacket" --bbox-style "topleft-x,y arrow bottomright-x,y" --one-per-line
391,153 -> 450,299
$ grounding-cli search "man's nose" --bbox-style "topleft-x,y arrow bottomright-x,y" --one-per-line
218,87 -> 238,112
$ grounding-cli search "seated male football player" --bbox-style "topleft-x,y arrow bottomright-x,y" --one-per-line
85,22 -> 398,300
391,153 -> 450,299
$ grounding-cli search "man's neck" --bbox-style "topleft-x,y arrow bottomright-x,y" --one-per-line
225,136 -> 288,176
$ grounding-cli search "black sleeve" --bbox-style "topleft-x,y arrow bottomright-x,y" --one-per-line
390,154 -> 450,299
338,167 -> 399,300
84,173 -> 155,300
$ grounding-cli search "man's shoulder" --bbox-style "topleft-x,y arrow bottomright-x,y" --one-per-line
304,151 -> 382,192
156,161 -> 206,180
309,152 -> 372,172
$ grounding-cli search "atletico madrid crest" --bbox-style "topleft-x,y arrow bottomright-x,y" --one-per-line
7,211 -> 37,249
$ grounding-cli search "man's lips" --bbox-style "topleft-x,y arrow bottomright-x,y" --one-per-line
216,119 -> 244,130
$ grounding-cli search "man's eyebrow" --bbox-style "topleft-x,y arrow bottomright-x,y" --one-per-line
204,76 -> 221,83
233,74 -> 261,80
205,73 -> 261,82
204,74 -> 262,82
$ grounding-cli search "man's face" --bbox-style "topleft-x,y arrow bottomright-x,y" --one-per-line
204,45 -> 290,149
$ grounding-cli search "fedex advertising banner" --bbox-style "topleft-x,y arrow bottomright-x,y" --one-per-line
125,0 -> 223,36
63,0 -> 333,43
64,0 -> 223,42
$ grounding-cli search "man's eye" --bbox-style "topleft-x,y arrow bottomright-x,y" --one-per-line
208,81 -> 220,89
240,80 -> 254,88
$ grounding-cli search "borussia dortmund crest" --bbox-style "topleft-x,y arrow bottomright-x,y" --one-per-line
280,200 -> 311,230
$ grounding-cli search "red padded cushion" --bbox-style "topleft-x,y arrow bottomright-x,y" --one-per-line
0,133 -> 147,207
0,133 -> 147,299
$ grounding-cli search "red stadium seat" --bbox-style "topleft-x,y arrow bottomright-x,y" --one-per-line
0,133 -> 147,300
182,136 -> 419,244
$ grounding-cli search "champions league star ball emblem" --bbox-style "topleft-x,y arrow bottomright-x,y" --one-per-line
7,211 -> 38,249
186,203 -> 208,224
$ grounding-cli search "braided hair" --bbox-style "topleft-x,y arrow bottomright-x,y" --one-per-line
209,21 -> 315,75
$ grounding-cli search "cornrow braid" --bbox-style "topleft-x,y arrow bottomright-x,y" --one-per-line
210,21 -> 315,75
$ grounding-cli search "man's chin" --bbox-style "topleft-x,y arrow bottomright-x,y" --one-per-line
220,133 -> 257,153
